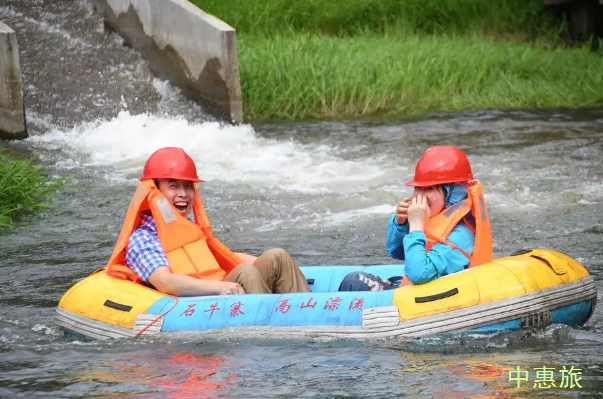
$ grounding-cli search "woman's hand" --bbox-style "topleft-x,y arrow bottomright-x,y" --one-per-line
395,196 -> 413,224
407,195 -> 430,232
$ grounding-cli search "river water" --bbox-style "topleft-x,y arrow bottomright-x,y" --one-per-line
1,1 -> 602,398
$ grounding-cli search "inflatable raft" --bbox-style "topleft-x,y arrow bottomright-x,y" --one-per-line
56,249 -> 597,340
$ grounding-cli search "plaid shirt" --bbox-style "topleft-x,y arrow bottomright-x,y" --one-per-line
125,213 -> 168,282
126,213 -> 197,282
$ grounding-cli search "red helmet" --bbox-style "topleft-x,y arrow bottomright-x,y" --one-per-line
140,147 -> 204,182
406,146 -> 473,187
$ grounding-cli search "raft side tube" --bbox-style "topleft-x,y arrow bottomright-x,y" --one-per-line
285,277 -> 597,339
392,249 -> 591,322
148,290 -> 396,332
299,264 -> 405,292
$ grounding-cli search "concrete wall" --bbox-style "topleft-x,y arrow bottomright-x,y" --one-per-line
94,0 -> 243,123
0,22 -> 27,140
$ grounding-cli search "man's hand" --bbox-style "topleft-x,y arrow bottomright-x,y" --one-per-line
395,196 -> 413,224
149,267 -> 245,296
214,281 -> 245,295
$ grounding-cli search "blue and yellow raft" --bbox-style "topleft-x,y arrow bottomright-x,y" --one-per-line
56,249 -> 597,340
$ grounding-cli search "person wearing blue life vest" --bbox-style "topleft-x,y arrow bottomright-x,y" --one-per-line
339,146 -> 493,291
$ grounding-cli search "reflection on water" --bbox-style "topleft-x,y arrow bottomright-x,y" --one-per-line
85,351 -> 236,399
53,335 -> 602,398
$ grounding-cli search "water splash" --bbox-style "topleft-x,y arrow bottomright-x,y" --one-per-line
25,111 -> 395,193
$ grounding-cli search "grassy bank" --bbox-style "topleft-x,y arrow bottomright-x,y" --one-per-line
192,0 -> 603,120
196,0 -> 564,38
0,150 -> 65,229
238,34 -> 603,120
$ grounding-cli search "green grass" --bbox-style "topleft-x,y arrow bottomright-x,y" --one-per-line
238,34 -> 603,120
0,150 -> 66,229
195,0 -> 564,39
191,0 -> 603,120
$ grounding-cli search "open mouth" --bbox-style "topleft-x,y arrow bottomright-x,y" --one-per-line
174,201 -> 189,213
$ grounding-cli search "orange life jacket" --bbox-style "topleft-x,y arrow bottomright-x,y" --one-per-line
106,180 -> 242,284
400,180 -> 492,286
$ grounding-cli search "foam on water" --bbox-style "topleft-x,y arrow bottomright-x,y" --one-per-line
316,204 -> 395,226
26,111 -> 394,193
22,110 -> 603,231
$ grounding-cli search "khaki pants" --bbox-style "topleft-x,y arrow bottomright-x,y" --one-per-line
225,248 -> 311,294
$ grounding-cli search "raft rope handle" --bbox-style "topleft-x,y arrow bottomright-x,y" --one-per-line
135,295 -> 179,338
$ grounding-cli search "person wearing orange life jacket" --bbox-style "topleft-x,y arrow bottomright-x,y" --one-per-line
106,147 -> 311,296
339,146 -> 492,291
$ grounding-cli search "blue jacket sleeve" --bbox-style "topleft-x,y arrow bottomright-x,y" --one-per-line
402,223 -> 475,285
386,215 -> 409,260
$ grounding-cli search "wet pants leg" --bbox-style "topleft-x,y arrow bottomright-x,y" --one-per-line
253,248 -> 311,293
226,248 -> 311,294
225,263 -> 271,294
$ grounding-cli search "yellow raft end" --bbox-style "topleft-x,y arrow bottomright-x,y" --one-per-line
58,269 -> 165,329
394,249 -> 591,321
